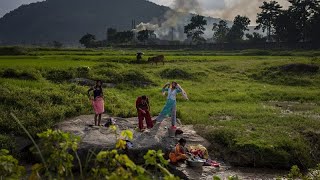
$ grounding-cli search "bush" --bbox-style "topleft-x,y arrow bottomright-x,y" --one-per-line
250,64 -> 319,86
241,49 -> 271,56
0,149 -> 25,179
0,46 -> 28,55
44,69 -> 75,82
1,68 -> 41,80
0,135 -> 15,151
75,66 -> 90,78
122,70 -> 154,87
24,128 -> 178,179
100,69 -> 154,87
160,68 -> 194,80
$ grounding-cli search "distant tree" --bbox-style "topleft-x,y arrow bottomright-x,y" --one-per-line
52,41 -> 63,48
245,32 -> 267,43
288,0 -> 320,42
310,10 -> 320,43
137,30 -> 154,44
184,15 -> 207,44
274,10 -> 300,42
227,15 -> 251,42
256,1 -> 282,42
79,33 -> 96,48
212,20 -> 229,43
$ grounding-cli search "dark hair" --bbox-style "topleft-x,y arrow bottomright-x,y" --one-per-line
178,138 -> 186,144
141,95 -> 147,100
95,80 -> 103,88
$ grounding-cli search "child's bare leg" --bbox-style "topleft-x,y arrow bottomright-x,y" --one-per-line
94,114 -> 98,126
98,114 -> 102,126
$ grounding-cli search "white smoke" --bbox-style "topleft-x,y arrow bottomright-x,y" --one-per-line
134,22 -> 159,32
136,0 -> 290,41
207,0 -> 290,23
134,0 -> 204,41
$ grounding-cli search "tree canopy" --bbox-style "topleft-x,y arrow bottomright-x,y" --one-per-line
256,1 -> 282,41
184,15 -> 207,44
212,20 -> 229,43
227,15 -> 251,42
79,33 -> 96,48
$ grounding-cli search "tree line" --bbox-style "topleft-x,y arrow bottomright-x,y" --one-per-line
79,0 -> 320,47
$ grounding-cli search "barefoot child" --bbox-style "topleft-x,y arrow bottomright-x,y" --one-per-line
88,80 -> 104,126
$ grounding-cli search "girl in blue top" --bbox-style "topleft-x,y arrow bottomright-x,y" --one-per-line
153,82 -> 188,129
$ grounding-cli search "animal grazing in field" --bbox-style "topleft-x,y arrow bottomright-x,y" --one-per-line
148,55 -> 165,65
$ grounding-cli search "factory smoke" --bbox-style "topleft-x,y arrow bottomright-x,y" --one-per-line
209,0 -> 290,23
135,0 -> 203,41
135,0 -> 290,41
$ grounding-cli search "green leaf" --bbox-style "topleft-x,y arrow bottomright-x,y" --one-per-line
121,130 -> 133,140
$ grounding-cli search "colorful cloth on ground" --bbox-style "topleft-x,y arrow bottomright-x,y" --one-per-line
169,144 -> 188,163
92,97 -> 104,114
188,144 -> 209,160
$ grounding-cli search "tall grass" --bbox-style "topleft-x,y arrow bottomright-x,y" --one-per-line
0,47 -> 320,168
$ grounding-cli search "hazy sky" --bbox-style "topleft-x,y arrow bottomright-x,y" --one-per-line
0,0 -> 290,22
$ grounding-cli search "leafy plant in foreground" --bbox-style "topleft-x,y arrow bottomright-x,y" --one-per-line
0,149 -> 25,180
10,113 -> 179,179
29,129 -> 80,179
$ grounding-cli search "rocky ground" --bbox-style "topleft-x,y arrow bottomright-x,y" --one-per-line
55,114 -> 287,179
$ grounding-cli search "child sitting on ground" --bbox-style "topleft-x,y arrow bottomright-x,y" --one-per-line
169,138 -> 188,164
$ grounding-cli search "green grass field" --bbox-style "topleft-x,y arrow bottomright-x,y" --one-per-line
1,47 -> 320,169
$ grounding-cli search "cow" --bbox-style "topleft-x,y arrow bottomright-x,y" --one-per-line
148,55 -> 165,65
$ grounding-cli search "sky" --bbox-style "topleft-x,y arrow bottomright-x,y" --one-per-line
0,0 -> 291,23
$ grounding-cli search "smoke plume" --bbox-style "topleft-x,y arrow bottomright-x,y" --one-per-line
135,0 -> 291,41
135,0 -> 203,41
208,0 -> 290,23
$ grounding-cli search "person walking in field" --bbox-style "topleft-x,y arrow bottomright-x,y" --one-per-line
153,82 -> 188,129
88,80 -> 104,126
136,95 -> 153,131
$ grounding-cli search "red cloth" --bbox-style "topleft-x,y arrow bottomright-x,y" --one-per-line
138,110 -> 153,130
136,97 -> 153,130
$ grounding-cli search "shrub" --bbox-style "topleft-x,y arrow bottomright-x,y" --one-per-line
75,66 -> 90,78
250,64 -> 319,86
0,46 -> 28,55
160,68 -> 194,80
122,70 -> 154,87
0,149 -> 25,180
44,69 -> 75,82
0,68 -> 41,80
24,127 -> 178,179
101,69 -> 154,87
0,135 -> 15,151
30,129 -> 80,178
241,49 -> 271,56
